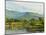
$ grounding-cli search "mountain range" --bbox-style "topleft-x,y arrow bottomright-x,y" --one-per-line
6,9 -> 43,20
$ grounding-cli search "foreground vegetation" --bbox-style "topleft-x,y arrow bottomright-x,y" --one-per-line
5,17 -> 44,32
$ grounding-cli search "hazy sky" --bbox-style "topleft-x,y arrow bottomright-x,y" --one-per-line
6,0 -> 43,15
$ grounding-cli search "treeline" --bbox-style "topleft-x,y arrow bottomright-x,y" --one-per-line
5,17 -> 44,32
24,17 -> 44,32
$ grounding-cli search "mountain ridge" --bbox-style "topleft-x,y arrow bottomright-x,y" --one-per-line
6,9 -> 43,20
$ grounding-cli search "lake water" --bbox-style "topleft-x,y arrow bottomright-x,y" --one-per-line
5,29 -> 28,34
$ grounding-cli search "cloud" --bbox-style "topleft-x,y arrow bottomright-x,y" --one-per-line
6,1 -> 43,15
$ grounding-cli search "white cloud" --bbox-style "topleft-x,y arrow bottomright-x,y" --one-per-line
6,1 -> 43,15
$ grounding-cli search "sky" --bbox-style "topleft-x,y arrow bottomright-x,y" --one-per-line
6,0 -> 43,15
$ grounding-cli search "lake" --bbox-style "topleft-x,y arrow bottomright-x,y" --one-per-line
5,29 -> 28,34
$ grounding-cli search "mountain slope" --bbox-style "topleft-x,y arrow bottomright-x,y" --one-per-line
17,12 -> 43,20
6,9 -> 43,20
